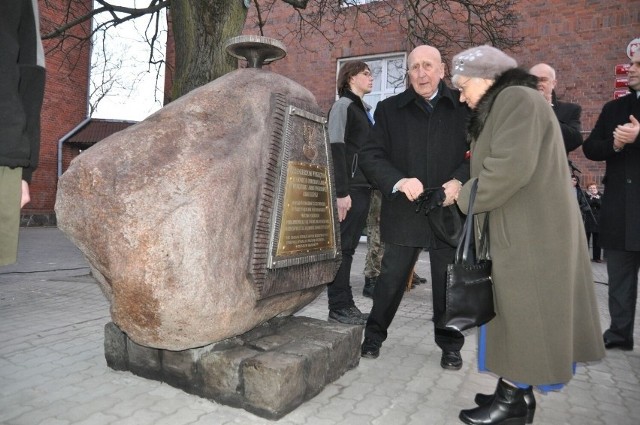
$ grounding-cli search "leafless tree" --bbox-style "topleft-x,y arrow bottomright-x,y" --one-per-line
41,0 -> 522,103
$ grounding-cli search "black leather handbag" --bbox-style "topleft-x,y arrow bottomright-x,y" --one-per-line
437,180 -> 495,332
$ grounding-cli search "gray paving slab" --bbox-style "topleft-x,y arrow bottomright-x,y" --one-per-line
1,227 -> 639,424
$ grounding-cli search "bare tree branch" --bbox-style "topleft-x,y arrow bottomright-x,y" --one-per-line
44,0 -> 522,107
42,1 -> 170,40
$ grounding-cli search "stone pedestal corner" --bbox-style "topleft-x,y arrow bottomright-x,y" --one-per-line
103,316 -> 363,420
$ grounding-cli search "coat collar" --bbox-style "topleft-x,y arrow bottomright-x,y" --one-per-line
468,68 -> 538,142
342,89 -> 371,112
396,80 -> 458,110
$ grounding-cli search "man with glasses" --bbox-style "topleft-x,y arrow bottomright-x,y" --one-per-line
326,61 -> 375,325
358,45 -> 470,369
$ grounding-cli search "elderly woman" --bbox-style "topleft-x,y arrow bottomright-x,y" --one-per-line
451,45 -> 605,425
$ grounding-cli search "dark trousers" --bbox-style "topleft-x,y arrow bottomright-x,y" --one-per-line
364,243 -> 464,352
328,187 -> 371,311
604,249 -> 640,346
586,232 -> 601,261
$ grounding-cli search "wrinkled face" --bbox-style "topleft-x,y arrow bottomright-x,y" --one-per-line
529,64 -> 556,99
407,46 -> 445,99
455,76 -> 492,109
349,67 -> 374,97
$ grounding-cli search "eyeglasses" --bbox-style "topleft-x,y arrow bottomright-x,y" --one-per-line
456,77 -> 473,94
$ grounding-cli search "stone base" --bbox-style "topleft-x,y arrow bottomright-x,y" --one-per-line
104,316 -> 363,420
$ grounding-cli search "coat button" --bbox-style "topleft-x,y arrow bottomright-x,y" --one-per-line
627,178 -> 632,184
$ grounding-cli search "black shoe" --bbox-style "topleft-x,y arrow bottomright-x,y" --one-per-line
361,337 -> 381,359
440,350 -> 462,370
329,306 -> 367,325
460,378 -> 530,425
603,336 -> 633,351
412,272 -> 427,285
475,382 -> 536,424
363,277 -> 376,298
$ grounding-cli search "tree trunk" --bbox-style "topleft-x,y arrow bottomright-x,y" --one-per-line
170,0 -> 247,101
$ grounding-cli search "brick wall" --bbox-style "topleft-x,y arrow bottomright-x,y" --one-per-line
514,1 -> 639,188
24,0 -> 91,215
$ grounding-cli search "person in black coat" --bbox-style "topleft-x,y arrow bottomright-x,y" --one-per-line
358,45 -> 470,370
582,50 -> 640,351
0,0 -> 46,266
584,183 -> 602,262
529,63 -> 583,153
325,60 -> 374,325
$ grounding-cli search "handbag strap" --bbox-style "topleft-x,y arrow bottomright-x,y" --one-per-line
455,180 -> 490,264
455,180 -> 478,264
477,214 -> 490,261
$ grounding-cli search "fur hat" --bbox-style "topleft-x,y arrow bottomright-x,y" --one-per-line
452,45 -> 517,79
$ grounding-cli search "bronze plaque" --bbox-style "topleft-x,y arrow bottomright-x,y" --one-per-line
276,162 -> 334,256
266,105 -> 339,269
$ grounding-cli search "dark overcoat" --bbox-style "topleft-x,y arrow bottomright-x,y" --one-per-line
457,69 -> 604,385
359,82 -> 469,248
582,89 -> 640,251
552,93 -> 583,153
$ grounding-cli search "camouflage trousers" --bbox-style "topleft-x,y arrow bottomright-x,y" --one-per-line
364,189 -> 384,278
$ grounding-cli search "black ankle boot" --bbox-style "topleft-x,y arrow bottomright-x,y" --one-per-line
459,378 -> 530,424
474,381 -> 536,424
362,277 -> 376,298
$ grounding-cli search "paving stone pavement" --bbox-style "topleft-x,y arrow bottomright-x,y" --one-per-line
1,227 -> 639,425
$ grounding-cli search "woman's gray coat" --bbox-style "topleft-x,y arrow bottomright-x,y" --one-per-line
456,69 -> 605,385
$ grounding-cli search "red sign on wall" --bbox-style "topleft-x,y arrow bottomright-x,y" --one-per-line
614,89 -> 630,99
627,37 -> 640,59
615,63 -> 630,75
616,77 -> 629,88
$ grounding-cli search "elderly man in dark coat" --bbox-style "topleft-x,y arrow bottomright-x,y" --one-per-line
529,63 -> 583,153
358,45 -> 470,370
583,49 -> 640,352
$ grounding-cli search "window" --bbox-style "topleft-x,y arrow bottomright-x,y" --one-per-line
337,53 -> 407,117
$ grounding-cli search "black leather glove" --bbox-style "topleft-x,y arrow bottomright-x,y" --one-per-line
415,187 -> 446,215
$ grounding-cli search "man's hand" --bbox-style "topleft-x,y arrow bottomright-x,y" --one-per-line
441,178 -> 462,206
613,115 -> 639,147
20,180 -> 30,208
397,177 -> 424,201
336,195 -> 352,222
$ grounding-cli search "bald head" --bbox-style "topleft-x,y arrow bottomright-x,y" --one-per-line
407,45 -> 444,100
408,45 -> 442,65
529,63 -> 556,80
529,63 -> 556,103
